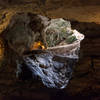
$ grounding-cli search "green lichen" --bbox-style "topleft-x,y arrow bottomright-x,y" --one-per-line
45,18 -> 77,47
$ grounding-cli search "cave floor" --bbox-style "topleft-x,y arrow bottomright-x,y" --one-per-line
0,57 -> 100,100
67,57 -> 100,96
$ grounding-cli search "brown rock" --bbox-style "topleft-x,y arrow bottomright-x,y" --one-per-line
3,12 -> 49,55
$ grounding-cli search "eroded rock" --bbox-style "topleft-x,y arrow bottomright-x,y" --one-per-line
3,12 -> 49,54
0,12 -> 84,89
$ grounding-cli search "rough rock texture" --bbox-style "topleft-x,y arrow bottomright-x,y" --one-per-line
2,13 -> 49,54
0,0 -> 100,100
0,12 -> 84,90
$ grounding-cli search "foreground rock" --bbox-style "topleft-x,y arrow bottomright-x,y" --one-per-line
0,12 -> 84,90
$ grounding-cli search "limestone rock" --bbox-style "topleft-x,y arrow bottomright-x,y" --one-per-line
44,18 -> 84,47
3,12 -> 49,54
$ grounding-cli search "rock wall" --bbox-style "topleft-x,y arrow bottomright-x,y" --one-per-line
70,20 -> 100,56
0,0 -> 99,99
1,0 -> 100,7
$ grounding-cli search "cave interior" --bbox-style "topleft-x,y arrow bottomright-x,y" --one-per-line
0,0 -> 100,100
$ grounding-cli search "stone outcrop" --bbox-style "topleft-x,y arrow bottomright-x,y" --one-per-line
2,13 -> 49,54
0,0 -> 99,99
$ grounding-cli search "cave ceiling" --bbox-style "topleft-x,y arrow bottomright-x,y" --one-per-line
0,0 -> 100,24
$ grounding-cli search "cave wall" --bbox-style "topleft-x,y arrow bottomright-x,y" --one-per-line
0,0 -> 99,99
1,0 -> 100,6
70,20 -> 100,56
